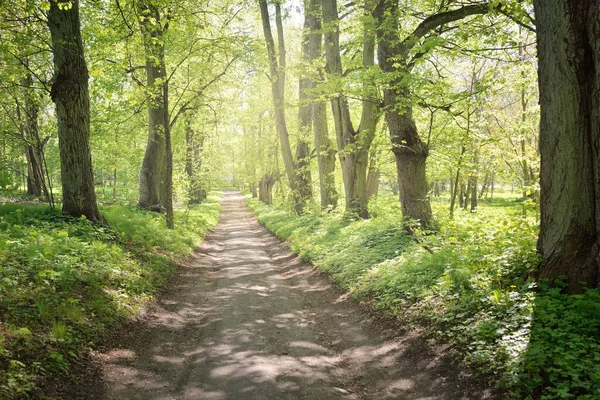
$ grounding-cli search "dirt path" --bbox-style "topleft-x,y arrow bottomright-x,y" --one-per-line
90,193 -> 493,400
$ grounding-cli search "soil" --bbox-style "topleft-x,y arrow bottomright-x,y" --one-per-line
59,192 -> 495,399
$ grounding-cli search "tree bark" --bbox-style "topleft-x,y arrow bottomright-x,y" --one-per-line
366,149 -> 380,199
313,100 -> 337,208
47,0 -> 102,222
304,0 -> 337,209
259,0 -> 304,212
375,0 -> 495,229
376,0 -> 432,228
185,114 -> 207,204
20,73 -> 47,198
137,1 -> 167,210
162,73 -> 174,228
296,0 -> 315,203
535,0 -> 600,291
322,0 -> 379,218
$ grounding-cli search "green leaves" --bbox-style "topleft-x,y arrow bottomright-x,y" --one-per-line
0,199 -> 220,397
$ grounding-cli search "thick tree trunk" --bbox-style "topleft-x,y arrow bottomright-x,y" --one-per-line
322,0 -> 379,218
535,0 -> 600,291
47,0 -> 101,222
259,173 -> 276,205
376,0 -> 432,228
376,0 -> 493,228
259,0 -> 303,212
313,100 -> 338,209
137,2 -> 167,210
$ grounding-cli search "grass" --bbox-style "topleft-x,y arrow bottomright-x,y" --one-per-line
248,193 -> 600,399
0,195 -> 221,399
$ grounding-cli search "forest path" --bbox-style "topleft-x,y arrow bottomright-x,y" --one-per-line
94,192 -> 493,400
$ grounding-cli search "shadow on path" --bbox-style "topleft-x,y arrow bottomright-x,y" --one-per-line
85,193 -> 494,400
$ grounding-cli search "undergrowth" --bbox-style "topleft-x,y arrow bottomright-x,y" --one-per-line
248,194 -> 600,399
0,195 -> 221,399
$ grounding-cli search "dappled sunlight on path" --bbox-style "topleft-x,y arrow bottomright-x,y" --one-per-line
97,193 -> 492,400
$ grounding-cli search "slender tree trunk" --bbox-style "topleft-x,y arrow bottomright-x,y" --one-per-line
470,175 -> 477,212
185,114 -> 206,205
162,78 -> 174,228
449,168 -> 460,219
47,0 -> 101,221
479,172 -> 490,199
470,150 -> 478,212
535,0 -> 600,291
259,0 -> 303,212
305,0 -> 337,209
137,1 -> 167,210
366,150 -> 380,200
20,74 -> 46,198
463,180 -> 470,211
112,168 -> 117,202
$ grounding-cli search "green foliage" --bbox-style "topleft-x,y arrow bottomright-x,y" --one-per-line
249,194 -> 600,398
514,287 -> 600,399
0,198 -> 220,398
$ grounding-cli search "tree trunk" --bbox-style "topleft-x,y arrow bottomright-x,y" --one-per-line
184,114 -> 206,204
313,100 -> 337,209
534,0 -> 600,291
20,74 -> 46,198
259,0 -> 303,212
470,150 -> 478,212
376,0 -> 432,228
112,168 -> 117,202
479,172 -> 490,199
137,1 -> 167,211
162,75 -> 174,229
47,0 -> 101,222
322,0 -> 379,218
449,169 -> 460,219
470,174 -> 477,212
305,0 -> 337,210
259,173 -> 276,205
367,150 -> 380,200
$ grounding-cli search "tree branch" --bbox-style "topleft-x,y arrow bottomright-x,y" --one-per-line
403,3 -> 491,50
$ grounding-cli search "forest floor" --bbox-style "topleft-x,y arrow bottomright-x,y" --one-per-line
64,192 -> 494,400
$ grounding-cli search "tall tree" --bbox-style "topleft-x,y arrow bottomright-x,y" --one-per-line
47,0 -> 102,221
534,0 -> 600,292
20,71 -> 48,199
303,0 -> 337,209
322,0 -> 380,218
258,0 -> 310,213
136,0 -> 169,212
375,0 -> 498,228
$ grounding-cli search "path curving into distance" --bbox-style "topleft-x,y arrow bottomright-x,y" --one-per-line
89,192 -> 493,400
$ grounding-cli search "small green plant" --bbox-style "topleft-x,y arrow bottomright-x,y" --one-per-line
248,194 -> 600,398
0,196 -> 221,398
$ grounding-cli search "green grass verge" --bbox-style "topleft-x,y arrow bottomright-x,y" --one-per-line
248,195 -> 600,399
0,195 -> 221,399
